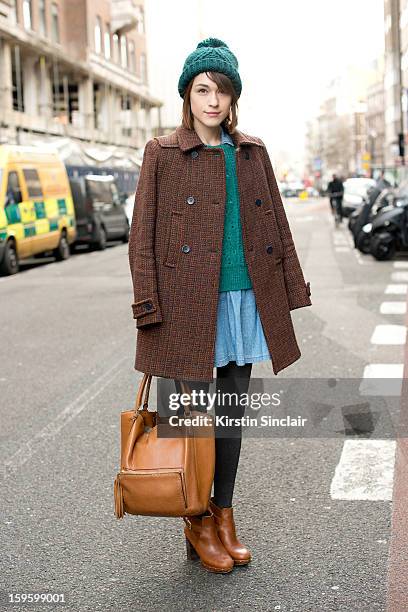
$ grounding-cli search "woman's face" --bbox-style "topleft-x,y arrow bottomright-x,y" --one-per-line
190,72 -> 232,129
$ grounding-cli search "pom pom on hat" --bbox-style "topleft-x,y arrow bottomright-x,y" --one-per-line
196,38 -> 228,49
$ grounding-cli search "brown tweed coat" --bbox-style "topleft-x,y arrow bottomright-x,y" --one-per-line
128,125 -> 312,383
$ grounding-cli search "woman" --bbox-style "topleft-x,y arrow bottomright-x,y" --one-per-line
128,38 -> 312,574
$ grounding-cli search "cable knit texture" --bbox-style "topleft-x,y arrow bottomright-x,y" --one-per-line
178,38 -> 242,99
205,128 -> 252,291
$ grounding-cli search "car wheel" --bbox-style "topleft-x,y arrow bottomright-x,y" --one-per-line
95,226 -> 107,250
0,240 -> 19,275
371,235 -> 396,261
355,231 -> 372,254
54,231 -> 70,261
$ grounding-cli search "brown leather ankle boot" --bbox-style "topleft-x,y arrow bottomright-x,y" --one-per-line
209,497 -> 252,565
183,511 -> 235,573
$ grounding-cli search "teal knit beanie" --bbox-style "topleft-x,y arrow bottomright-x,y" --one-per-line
178,37 -> 242,99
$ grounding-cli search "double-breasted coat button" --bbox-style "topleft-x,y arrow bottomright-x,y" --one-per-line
266,245 -> 273,254
186,196 -> 195,205
191,150 -> 199,159
244,151 -> 250,159
255,198 -> 262,206
144,302 -> 153,311
181,244 -> 191,253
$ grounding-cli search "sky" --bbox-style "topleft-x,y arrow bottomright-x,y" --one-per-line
145,0 -> 385,166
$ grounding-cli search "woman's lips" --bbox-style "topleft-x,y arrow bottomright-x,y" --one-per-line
206,112 -> 220,116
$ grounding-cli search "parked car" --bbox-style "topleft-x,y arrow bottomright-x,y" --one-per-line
0,145 -> 76,275
70,174 -> 129,250
281,181 -> 305,197
342,177 -> 376,216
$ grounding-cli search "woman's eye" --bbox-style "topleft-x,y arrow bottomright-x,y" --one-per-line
197,89 -> 225,94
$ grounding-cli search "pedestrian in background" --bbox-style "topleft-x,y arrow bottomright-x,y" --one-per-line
128,37 -> 312,574
376,170 -> 392,190
327,173 -> 344,222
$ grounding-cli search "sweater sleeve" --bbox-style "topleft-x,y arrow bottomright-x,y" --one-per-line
259,142 -> 312,311
128,138 -> 163,328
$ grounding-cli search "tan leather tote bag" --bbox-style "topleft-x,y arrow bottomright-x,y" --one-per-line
113,373 -> 215,518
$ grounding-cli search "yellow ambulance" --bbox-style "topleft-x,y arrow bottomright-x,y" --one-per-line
0,145 -> 76,275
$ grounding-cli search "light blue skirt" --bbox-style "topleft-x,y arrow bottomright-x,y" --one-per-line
214,288 -> 271,367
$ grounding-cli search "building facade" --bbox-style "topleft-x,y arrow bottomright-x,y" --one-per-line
0,0 -> 162,155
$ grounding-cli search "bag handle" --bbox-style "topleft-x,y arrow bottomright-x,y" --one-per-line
133,373 -> 194,416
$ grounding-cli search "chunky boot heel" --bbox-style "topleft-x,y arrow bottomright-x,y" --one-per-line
185,536 -> 199,560
182,513 -> 234,573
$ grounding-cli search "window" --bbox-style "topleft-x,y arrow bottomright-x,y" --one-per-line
86,177 -> 115,204
5,171 -> 22,207
140,52 -> 146,82
11,45 -> 24,112
110,182 -> 120,205
104,24 -> 111,59
120,35 -> 127,68
22,0 -> 32,29
23,169 -> 43,198
112,33 -> 119,63
128,41 -> 136,72
94,16 -> 102,54
51,3 -> 59,42
39,0 -> 46,37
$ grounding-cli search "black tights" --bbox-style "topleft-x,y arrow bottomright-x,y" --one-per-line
174,361 -> 252,515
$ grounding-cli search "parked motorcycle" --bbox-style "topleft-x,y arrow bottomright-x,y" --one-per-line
350,187 -> 395,254
361,198 -> 408,261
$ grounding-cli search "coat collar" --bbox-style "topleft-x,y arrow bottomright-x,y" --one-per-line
157,125 -> 265,151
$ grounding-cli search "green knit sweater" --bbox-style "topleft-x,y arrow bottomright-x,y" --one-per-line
204,138 -> 253,292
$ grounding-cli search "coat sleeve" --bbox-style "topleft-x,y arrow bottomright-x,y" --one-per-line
128,138 -> 163,328
260,142 -> 312,311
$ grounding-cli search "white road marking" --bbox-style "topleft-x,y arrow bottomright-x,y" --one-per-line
380,301 -> 407,314
391,271 -> 408,282
334,246 -> 350,252
393,261 -> 408,268
385,284 -> 408,295
370,325 -> 407,345
330,440 -> 396,501
359,363 -> 404,396
0,355 -> 129,479
362,363 -> 404,377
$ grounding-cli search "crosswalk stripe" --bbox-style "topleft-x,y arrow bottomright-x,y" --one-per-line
330,440 -> 396,501
385,284 -> 408,294
360,364 -> 404,396
391,271 -> 408,282
380,301 -> 407,314
370,325 -> 407,345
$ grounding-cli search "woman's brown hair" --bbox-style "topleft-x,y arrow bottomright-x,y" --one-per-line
181,71 -> 239,134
